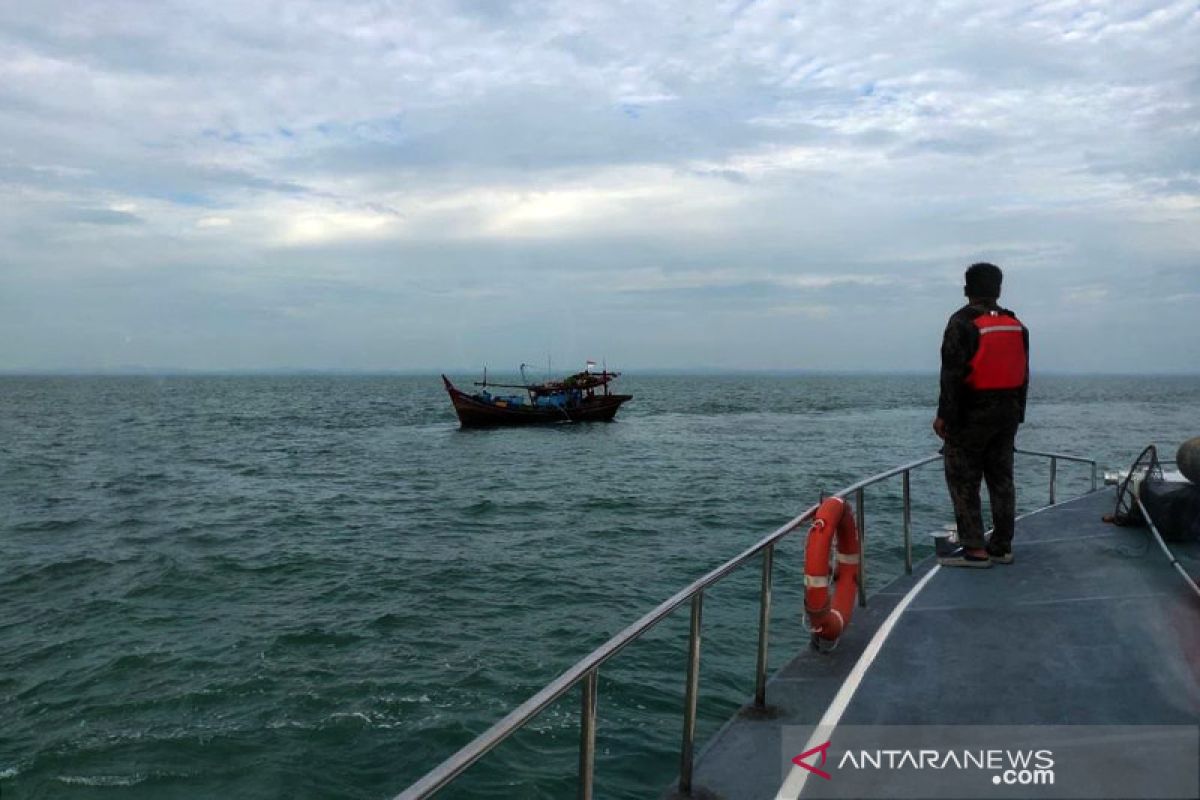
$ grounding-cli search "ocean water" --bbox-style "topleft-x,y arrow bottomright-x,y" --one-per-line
2,374 -> 1197,799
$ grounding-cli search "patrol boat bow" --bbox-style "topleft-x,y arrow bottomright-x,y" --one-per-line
394,448 -> 1200,799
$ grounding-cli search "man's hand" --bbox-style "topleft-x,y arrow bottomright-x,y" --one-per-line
932,417 -> 947,440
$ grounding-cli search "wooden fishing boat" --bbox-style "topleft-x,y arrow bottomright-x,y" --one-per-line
441,368 -> 632,428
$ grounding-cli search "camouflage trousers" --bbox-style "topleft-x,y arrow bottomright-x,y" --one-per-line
943,413 -> 1020,552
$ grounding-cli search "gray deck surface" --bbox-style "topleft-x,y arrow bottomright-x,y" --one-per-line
673,489 -> 1200,800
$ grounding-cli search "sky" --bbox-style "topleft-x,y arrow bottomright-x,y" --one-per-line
1,1 -> 1197,373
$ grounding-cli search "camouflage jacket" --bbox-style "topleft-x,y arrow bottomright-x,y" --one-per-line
936,301 -> 1029,427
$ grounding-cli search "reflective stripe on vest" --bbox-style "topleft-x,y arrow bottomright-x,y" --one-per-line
966,312 -> 1026,390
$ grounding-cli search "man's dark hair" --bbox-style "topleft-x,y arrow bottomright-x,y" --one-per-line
964,262 -> 1003,299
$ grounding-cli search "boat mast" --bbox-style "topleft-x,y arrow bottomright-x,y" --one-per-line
520,363 -> 533,402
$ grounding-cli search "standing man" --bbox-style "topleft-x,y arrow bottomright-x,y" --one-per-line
933,263 -> 1029,568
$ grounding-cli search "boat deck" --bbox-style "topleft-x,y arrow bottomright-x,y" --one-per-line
678,489 -> 1200,799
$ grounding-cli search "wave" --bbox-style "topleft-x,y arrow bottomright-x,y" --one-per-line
1,556 -> 112,590
56,773 -> 146,787
9,516 -> 91,532
270,628 -> 366,648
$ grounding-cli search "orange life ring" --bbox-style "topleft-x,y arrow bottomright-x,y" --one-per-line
804,497 -> 861,641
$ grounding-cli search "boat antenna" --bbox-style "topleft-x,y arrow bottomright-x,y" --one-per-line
483,365 -> 487,387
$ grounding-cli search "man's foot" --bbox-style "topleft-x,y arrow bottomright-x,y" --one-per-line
937,547 -> 992,568
985,535 -> 1014,564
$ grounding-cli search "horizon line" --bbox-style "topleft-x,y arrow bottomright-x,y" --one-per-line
3,367 -> 1199,378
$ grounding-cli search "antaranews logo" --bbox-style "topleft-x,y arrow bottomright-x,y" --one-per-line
793,740 -> 1056,788
791,741 -> 833,780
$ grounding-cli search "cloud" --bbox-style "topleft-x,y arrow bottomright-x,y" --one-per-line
0,0 -> 1197,371
61,207 -> 143,225
1063,285 -> 1109,304
276,206 -> 400,246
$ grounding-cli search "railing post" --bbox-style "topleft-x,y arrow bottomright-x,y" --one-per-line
678,592 -> 704,795
902,469 -> 912,574
1090,461 -> 1097,492
578,669 -> 598,800
854,488 -> 866,607
1049,457 -> 1057,506
754,545 -> 774,708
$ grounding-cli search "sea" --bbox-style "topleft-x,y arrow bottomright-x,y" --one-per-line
2,374 -> 1197,799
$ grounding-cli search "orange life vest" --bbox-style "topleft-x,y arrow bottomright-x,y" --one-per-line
966,311 -> 1026,390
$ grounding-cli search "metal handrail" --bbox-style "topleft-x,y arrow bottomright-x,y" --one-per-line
832,454 -> 944,498
1015,447 -> 1096,465
1015,447 -> 1099,503
394,448 -> 1098,800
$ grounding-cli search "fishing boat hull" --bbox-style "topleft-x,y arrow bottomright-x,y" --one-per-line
442,376 -> 631,428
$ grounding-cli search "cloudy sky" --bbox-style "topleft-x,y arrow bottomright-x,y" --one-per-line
1,1 -> 1197,372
